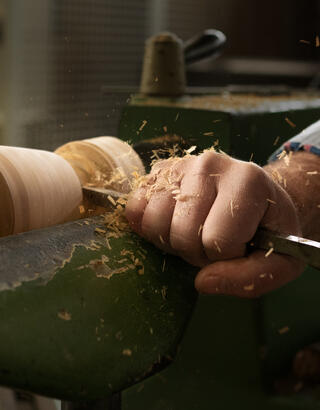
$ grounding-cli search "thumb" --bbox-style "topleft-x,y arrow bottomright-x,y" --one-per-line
194,250 -> 304,298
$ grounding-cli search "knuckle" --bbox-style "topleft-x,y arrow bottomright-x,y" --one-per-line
234,162 -> 270,198
195,151 -> 220,173
243,162 -> 267,186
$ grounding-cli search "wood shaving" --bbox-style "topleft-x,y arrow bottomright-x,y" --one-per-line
121,249 -> 134,257
230,200 -> 234,217
151,149 -> 160,160
138,120 -> 147,132
107,195 -> 117,206
58,310 -> 72,321
270,169 -> 283,185
277,150 -> 287,160
266,198 -> 276,204
283,178 -> 287,188
265,247 -> 274,258
203,131 -> 214,136
214,240 -> 222,253
137,250 -> 146,260
175,193 -> 194,202
96,265 -> 134,279
105,238 -> 111,250
161,286 -> 168,300
131,171 -> 141,179
307,171 -> 318,175
116,258 -> 128,264
273,136 -> 280,146
284,153 -> 290,166
122,349 -> 132,356
278,326 -> 290,335
184,146 -> 197,154
95,227 -> 107,235
243,283 -> 254,291
285,117 -> 296,128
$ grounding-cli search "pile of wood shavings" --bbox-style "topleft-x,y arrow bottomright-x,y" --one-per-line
101,194 -> 130,249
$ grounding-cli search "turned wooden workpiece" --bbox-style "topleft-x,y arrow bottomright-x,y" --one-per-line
0,136 -> 144,237
0,146 -> 82,237
55,136 -> 144,219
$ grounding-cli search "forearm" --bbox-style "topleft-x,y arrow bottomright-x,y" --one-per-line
264,151 -> 320,241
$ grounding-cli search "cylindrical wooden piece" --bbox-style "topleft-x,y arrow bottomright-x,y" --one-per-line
55,136 -> 145,192
55,136 -> 145,218
0,146 -> 82,237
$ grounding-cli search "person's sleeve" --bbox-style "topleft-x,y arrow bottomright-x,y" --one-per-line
269,119 -> 320,162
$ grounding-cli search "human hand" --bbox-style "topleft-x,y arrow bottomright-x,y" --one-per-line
125,151 -> 304,297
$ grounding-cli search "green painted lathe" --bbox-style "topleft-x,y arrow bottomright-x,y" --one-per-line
2,31 -> 320,410
1,89 -> 320,410
118,90 -> 320,410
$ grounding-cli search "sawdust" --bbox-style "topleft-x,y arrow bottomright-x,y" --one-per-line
92,140 -> 224,279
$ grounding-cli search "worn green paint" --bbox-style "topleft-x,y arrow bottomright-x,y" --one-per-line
1,91 -> 320,408
117,93 -> 320,409
0,218 -> 197,401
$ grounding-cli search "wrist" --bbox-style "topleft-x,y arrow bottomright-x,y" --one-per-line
263,152 -> 320,241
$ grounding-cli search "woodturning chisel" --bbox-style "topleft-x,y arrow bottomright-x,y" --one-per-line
83,186 -> 320,271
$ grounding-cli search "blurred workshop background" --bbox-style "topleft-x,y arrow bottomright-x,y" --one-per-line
0,0 -> 319,150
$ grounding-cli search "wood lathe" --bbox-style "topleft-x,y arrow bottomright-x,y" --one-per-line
0,31 -> 320,410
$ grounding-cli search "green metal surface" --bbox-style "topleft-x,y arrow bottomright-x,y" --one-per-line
1,90 -> 320,409
117,92 -> 320,409
0,218 -> 197,401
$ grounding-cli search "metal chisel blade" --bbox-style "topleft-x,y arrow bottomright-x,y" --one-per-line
251,228 -> 320,270
82,186 -> 127,209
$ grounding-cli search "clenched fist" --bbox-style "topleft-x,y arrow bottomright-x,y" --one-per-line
125,151 -> 306,298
